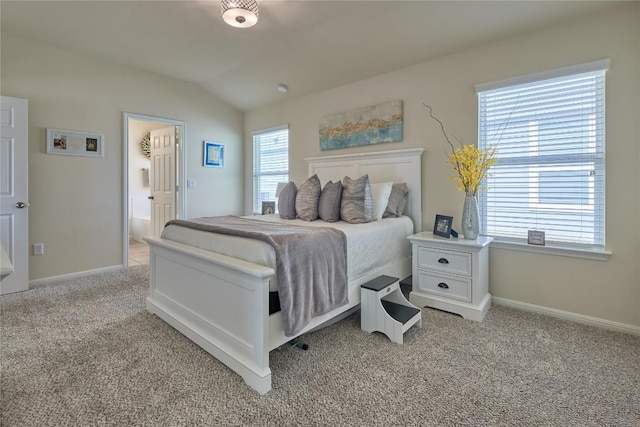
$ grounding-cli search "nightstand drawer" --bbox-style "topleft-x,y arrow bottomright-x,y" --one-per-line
416,270 -> 471,302
417,247 -> 471,276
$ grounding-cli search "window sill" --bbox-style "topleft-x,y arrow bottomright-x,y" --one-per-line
489,239 -> 612,261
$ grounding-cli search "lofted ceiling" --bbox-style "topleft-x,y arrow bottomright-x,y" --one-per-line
0,0 -> 622,112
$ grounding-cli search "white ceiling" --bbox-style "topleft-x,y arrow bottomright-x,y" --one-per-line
1,0 -> 621,112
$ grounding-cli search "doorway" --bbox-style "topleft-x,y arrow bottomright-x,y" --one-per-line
0,96 -> 29,294
123,113 -> 185,268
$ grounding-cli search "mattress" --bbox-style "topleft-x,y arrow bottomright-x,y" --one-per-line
161,215 -> 413,292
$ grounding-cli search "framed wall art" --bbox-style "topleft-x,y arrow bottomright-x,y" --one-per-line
319,100 -> 403,150
46,128 -> 104,157
204,141 -> 224,167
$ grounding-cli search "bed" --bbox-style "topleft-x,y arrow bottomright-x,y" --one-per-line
144,147 -> 424,394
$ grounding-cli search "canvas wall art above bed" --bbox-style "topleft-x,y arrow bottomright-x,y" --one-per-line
144,147 -> 424,394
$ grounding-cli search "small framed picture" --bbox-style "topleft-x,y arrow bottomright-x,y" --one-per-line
204,141 -> 224,167
528,230 -> 546,246
46,128 -> 104,157
433,214 -> 453,238
261,201 -> 275,215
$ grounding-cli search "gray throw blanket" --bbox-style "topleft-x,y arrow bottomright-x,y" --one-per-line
165,216 -> 348,337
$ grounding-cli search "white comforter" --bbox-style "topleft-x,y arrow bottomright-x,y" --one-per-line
161,214 -> 413,292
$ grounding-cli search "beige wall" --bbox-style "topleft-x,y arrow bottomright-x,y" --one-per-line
1,35 -> 244,280
245,4 -> 640,327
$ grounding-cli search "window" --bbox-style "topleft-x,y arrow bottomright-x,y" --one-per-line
477,59 -> 609,248
252,125 -> 289,214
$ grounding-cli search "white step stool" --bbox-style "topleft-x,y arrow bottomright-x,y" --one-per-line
360,275 -> 422,344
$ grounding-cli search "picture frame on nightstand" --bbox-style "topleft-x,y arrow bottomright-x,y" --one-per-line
433,214 -> 453,238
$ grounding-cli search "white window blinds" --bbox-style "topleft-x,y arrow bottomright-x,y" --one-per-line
252,125 -> 289,214
477,60 -> 609,247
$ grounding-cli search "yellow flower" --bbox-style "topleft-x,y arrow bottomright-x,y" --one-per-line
446,144 -> 497,196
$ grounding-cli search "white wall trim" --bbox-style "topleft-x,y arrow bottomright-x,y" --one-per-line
492,296 -> 640,336
489,240 -> 612,261
29,265 -> 125,288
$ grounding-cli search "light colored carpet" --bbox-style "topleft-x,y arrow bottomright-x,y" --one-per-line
1,266 -> 638,426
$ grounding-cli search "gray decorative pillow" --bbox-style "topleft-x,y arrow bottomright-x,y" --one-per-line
340,175 -> 373,224
278,181 -> 298,219
318,180 -> 343,222
295,174 -> 321,221
383,182 -> 410,218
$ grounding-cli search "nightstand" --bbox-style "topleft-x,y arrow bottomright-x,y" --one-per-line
408,232 -> 493,321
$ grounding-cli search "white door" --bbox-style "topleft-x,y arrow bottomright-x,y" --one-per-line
149,126 -> 176,237
0,96 -> 29,294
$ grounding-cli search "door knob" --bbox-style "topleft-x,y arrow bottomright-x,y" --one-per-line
15,202 -> 30,209
148,196 -> 154,200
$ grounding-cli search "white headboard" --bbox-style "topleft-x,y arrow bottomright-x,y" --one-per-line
306,148 -> 425,232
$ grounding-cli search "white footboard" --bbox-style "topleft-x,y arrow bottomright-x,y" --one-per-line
144,236 -> 412,395
144,236 -> 275,394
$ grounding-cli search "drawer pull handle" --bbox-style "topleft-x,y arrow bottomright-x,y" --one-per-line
438,258 -> 449,264
437,282 -> 449,289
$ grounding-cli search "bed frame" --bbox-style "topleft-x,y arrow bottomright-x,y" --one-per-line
144,148 -> 424,394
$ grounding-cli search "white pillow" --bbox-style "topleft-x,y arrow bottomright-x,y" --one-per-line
370,182 -> 393,221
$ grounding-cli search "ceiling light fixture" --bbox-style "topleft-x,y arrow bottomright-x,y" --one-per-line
221,0 -> 259,28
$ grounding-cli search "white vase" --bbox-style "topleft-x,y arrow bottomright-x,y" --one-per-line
461,193 -> 479,240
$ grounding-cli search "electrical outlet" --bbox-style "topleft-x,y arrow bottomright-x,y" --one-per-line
33,243 -> 44,256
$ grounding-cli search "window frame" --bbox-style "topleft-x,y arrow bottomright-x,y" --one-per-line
252,124 -> 289,215
476,59 -> 611,260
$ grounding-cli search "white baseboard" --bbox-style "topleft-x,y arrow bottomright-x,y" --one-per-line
492,296 -> 640,336
29,265 -> 125,288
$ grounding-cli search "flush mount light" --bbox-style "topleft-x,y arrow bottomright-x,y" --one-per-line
221,0 -> 259,28
277,84 -> 288,93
